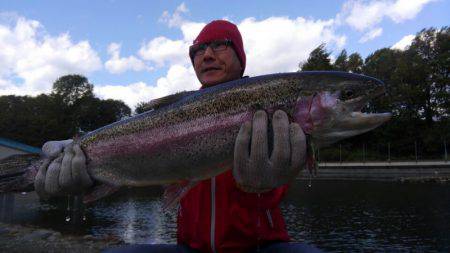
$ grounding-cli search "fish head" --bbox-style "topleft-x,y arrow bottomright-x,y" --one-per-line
293,71 -> 391,147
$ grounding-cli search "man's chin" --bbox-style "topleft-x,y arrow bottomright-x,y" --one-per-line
201,80 -> 221,87
200,75 -> 226,87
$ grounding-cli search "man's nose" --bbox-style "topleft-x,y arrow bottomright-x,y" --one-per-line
203,46 -> 216,61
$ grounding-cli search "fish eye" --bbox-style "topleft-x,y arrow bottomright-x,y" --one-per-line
344,90 -> 354,98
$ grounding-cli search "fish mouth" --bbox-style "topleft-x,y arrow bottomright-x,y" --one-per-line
329,85 -> 391,140
311,85 -> 391,147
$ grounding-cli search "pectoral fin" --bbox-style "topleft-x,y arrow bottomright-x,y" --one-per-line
82,184 -> 121,204
162,180 -> 199,210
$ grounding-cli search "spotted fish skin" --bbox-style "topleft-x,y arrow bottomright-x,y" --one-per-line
78,71 -> 389,187
81,75 -> 300,186
0,71 -> 391,191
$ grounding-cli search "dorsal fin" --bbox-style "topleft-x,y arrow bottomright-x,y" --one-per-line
139,90 -> 196,112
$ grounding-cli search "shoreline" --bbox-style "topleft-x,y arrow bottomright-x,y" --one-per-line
0,222 -> 122,253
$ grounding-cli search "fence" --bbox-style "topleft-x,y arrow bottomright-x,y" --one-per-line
316,139 -> 448,163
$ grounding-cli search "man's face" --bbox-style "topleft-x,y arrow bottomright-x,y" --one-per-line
192,43 -> 242,87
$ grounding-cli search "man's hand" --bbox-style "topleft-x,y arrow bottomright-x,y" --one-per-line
233,110 -> 306,193
34,140 -> 93,199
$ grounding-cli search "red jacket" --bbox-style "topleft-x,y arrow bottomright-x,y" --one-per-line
177,169 -> 290,253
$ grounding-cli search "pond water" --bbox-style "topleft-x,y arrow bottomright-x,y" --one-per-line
1,180 -> 449,252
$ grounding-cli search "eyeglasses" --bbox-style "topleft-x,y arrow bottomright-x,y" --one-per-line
189,39 -> 232,59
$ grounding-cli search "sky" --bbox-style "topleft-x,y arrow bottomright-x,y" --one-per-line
0,0 -> 448,109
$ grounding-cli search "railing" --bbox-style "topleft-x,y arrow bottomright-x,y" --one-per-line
316,139 -> 448,163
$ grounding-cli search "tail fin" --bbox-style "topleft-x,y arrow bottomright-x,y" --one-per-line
0,154 -> 42,193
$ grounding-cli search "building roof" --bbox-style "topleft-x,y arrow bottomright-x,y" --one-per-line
0,137 -> 41,154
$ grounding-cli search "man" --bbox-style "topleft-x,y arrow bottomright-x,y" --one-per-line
36,20 -> 322,253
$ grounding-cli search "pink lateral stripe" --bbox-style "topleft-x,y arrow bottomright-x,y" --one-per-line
85,111 -> 253,162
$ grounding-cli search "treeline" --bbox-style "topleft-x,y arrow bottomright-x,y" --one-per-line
0,75 -> 131,146
300,27 -> 449,161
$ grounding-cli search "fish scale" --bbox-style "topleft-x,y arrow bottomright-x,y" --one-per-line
82,75 -> 303,186
0,71 -> 391,196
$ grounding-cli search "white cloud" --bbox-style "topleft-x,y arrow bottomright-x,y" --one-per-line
0,15 -> 102,96
180,21 -> 205,44
95,64 -> 199,109
94,81 -> 156,109
391,34 -> 415,50
342,0 -> 386,31
159,2 -> 189,28
0,9 -> 203,110
96,5 -> 205,109
388,0 -> 434,23
138,37 -> 191,67
105,42 -> 149,74
341,0 -> 434,31
240,17 -> 346,75
153,64 -> 199,95
139,6 -> 204,68
359,27 -> 383,43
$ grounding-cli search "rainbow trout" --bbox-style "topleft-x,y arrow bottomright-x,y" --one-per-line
0,71 -> 391,196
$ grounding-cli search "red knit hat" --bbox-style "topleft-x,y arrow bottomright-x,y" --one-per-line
190,20 -> 246,75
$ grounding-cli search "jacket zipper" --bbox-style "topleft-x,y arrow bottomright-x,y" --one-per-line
210,177 -> 217,253
266,209 -> 274,228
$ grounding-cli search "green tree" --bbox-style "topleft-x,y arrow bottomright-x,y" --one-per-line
52,74 -> 94,106
0,75 -> 132,146
300,44 -> 333,71
347,53 -> 364,73
363,48 -> 404,114
334,49 -> 348,71
51,74 -> 132,133
101,99 -> 131,121
72,97 -> 131,133
407,27 -> 449,123
358,27 -> 449,159
135,101 -> 152,114
0,94 -> 69,146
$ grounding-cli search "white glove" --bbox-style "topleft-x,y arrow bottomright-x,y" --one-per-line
34,140 -> 93,198
233,110 -> 306,193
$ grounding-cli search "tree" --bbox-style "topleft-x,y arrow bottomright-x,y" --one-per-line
0,94 -> 70,146
363,48 -> 404,114
299,44 -> 333,71
359,27 -> 450,159
72,97 -> 131,133
334,49 -> 348,71
101,99 -> 131,121
407,27 -> 449,123
0,74 -> 132,146
347,53 -> 364,73
51,74 -> 132,133
135,101 -> 153,114
52,74 -> 94,106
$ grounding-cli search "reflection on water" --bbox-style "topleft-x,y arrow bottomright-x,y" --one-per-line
1,181 -> 449,252
0,193 -> 14,222
283,180 -> 450,252
88,190 -> 177,244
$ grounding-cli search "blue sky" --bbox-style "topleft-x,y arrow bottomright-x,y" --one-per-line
0,0 -> 448,108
